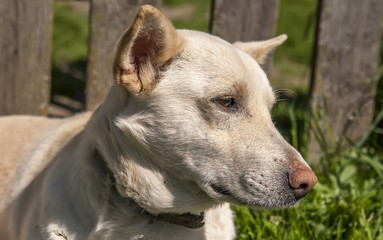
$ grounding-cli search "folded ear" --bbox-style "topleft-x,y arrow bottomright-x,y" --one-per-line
233,34 -> 287,64
113,5 -> 185,94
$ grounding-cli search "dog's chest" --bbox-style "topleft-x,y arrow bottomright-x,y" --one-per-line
91,203 -> 235,240
92,220 -> 206,240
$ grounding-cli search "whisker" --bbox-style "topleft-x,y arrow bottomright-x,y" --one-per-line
274,88 -> 297,102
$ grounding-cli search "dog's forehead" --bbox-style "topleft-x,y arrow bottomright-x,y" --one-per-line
177,30 -> 246,74
176,30 -> 275,104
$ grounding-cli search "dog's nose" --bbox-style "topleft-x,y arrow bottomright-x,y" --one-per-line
288,162 -> 317,200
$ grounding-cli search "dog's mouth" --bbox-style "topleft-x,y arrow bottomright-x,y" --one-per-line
204,161 -> 317,209
209,183 -> 252,205
206,179 -> 298,209
210,183 -> 232,196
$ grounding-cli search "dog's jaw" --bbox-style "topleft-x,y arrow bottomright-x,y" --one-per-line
195,136 -> 316,209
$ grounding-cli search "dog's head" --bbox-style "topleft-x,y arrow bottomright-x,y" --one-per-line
93,5 -> 317,214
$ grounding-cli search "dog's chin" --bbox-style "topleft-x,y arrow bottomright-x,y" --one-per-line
203,182 -> 298,209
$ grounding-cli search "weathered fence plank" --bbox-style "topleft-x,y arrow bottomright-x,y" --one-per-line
309,0 -> 383,162
210,0 -> 280,43
86,0 -> 161,111
0,0 -> 53,115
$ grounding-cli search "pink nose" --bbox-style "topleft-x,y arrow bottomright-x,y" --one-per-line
288,162 -> 318,200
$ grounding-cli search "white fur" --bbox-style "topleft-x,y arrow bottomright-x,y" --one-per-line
0,6 -> 316,240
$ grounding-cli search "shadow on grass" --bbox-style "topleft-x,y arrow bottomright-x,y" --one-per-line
272,89 -> 310,151
51,60 -> 87,114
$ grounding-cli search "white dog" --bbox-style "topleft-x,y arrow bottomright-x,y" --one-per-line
0,5 -> 317,240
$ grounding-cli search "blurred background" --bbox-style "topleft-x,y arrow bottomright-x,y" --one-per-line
50,0 -> 316,120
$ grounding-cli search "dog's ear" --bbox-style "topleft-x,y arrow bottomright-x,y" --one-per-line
233,34 -> 287,64
113,5 -> 185,94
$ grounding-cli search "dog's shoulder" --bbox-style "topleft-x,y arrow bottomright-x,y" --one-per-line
0,113 -> 91,209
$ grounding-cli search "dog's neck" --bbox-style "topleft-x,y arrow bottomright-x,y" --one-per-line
94,149 -> 205,229
86,86 -> 217,218
142,210 -> 205,229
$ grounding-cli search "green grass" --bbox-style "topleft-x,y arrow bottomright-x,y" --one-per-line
272,88 -> 310,157
233,154 -> 383,239
52,2 -> 88,66
273,0 -> 317,65
163,0 -> 211,32
372,64 -> 383,148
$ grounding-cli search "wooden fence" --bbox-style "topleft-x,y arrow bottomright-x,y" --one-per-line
0,0 -> 382,161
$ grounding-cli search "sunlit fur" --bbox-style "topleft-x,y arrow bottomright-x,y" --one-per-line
0,6 -> 313,240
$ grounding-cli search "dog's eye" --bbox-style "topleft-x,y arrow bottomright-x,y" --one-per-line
218,98 -> 235,108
